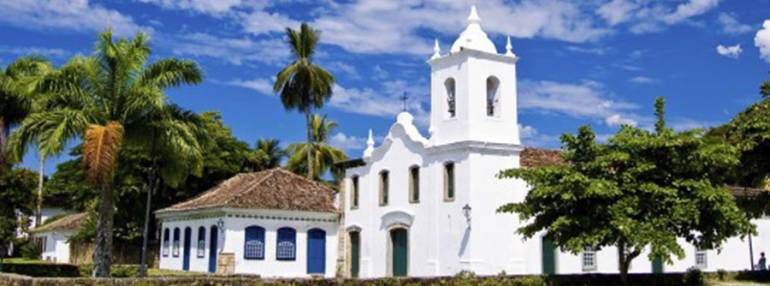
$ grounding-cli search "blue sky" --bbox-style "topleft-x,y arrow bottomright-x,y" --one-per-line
2,0 -> 770,174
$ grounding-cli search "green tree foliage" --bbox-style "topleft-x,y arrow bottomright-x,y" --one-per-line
274,23 -> 335,179
286,114 -> 347,182
7,30 -> 203,277
0,166 -> 36,256
498,98 -> 754,281
245,138 -> 285,172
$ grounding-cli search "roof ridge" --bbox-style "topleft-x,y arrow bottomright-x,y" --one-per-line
166,173 -> 247,209
220,169 -> 277,206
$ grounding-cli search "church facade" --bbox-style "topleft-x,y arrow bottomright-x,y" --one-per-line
156,6 -> 770,278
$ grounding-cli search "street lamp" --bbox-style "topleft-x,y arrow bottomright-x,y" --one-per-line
462,204 -> 472,224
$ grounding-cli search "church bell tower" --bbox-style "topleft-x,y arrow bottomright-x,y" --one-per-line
427,6 -> 520,146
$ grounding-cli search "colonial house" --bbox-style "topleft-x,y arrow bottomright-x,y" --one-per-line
155,168 -> 339,277
30,212 -> 86,264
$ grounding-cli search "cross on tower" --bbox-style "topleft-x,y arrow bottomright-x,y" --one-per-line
400,92 -> 408,112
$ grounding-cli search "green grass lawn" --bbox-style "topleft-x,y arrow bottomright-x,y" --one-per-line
1,257 -> 50,264
146,268 -> 204,277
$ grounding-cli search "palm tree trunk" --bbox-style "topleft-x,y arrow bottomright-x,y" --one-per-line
139,131 -> 158,277
305,109 -> 313,179
0,116 -> 6,165
35,152 -> 45,227
93,182 -> 115,277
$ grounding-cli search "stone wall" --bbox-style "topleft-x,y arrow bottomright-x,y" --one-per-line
217,252 -> 235,275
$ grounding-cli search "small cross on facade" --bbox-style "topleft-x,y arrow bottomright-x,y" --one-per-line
400,92 -> 408,112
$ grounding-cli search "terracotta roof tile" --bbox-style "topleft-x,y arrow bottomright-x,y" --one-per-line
31,212 -> 86,233
520,147 -> 564,168
159,168 -> 337,213
728,186 -> 770,198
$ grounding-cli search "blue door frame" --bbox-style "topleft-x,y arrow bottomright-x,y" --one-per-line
182,227 -> 192,271
307,229 -> 326,274
208,226 -> 218,273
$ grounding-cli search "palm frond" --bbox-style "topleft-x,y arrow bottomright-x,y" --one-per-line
82,122 -> 124,185
140,59 -> 203,88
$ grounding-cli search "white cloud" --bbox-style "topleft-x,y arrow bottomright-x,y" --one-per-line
0,0 -> 150,36
239,10 -> 300,35
519,124 -> 560,147
717,13 -> 752,34
629,76 -> 656,84
326,61 -> 359,79
312,0 -> 609,55
170,33 -> 290,65
226,78 -> 274,95
330,81 -> 430,127
330,132 -> 367,151
756,20 -> 770,63
138,0 -> 246,16
716,44 -> 742,59
565,46 -> 610,56
0,46 -> 69,57
519,79 -> 643,127
597,0 -> 722,34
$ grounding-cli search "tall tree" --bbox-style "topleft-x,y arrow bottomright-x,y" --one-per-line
286,114 -> 347,181
7,30 -> 202,277
0,165 -> 35,271
274,23 -> 335,179
498,98 -> 754,283
0,56 -> 53,228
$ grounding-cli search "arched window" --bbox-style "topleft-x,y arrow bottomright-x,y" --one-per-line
276,227 -> 296,260
162,228 -> 170,257
379,170 -> 389,206
486,76 -> 500,116
172,227 -> 180,257
244,226 -> 265,260
197,226 -> 206,258
445,78 -> 456,118
350,176 -> 359,209
409,166 -> 420,203
444,162 -> 455,201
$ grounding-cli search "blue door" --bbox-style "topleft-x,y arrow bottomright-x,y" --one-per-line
307,229 -> 326,274
182,227 -> 192,271
208,226 -> 218,273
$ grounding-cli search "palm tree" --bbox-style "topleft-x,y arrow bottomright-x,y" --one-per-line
7,30 -> 202,277
0,56 -> 54,227
136,104 -> 208,277
274,23 -> 335,179
246,139 -> 285,171
286,114 -> 347,181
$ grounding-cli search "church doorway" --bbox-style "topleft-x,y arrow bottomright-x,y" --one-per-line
389,228 -> 408,277
349,231 -> 360,278
541,236 -> 556,275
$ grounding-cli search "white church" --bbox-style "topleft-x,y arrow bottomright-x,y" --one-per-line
157,6 -> 770,278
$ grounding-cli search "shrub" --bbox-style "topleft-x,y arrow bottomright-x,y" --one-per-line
14,238 -> 41,259
683,268 -> 705,286
1,262 -> 80,277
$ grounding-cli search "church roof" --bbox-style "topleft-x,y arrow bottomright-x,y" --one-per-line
520,147 -> 565,168
450,5 -> 498,54
30,212 -> 86,233
158,168 -> 337,214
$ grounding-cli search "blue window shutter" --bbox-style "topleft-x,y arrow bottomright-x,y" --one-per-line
244,226 -> 265,260
163,228 -> 170,257
173,228 -> 180,257
277,227 -> 296,260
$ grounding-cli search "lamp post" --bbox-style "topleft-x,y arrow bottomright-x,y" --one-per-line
462,204 -> 472,224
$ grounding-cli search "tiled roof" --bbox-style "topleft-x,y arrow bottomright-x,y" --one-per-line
31,212 -> 86,233
159,168 -> 337,214
520,147 -> 564,168
728,186 -> 769,198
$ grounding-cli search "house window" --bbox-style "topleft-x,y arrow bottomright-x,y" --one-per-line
197,226 -> 205,258
582,247 -> 597,271
276,227 -> 296,260
444,162 -> 455,201
172,228 -> 180,257
445,78 -> 456,118
351,176 -> 359,209
409,166 -> 420,203
486,76 -> 500,116
162,228 -> 170,257
695,249 -> 707,268
379,170 -> 389,206
244,226 -> 265,260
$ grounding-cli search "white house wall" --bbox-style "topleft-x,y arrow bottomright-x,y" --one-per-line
35,230 -> 73,263
158,216 -> 223,273
224,216 -> 338,278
